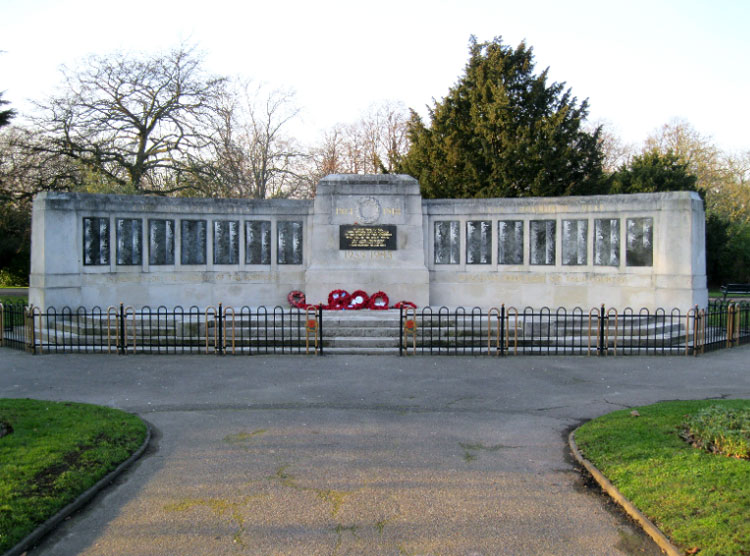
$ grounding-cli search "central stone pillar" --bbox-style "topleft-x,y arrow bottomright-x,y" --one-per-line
305,174 -> 429,307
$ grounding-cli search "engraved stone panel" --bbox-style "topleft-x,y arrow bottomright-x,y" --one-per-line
213,220 -> 239,265
357,196 -> 381,224
594,218 -> 620,266
116,218 -> 142,266
277,220 -> 303,265
434,221 -> 460,264
83,217 -> 109,266
626,217 -> 653,267
245,220 -> 271,265
466,220 -> 492,265
498,220 -> 523,265
562,219 -> 587,266
530,220 -> 556,265
180,220 -> 207,265
149,219 -> 174,266
339,225 -> 397,250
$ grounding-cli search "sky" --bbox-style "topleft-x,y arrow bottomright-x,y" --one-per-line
2,0 -> 749,152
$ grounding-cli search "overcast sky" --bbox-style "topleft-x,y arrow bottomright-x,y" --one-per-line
2,0 -> 748,152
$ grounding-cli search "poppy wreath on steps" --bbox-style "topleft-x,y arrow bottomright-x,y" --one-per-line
346,290 -> 370,310
327,289 -> 351,310
368,291 -> 389,310
393,300 -> 417,310
287,290 -> 306,308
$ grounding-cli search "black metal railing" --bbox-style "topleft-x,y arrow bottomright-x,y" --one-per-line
2,300 -> 748,356
0,302 -> 323,355
398,301 -> 750,356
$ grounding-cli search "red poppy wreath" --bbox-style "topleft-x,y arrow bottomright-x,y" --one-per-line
368,291 -> 389,310
287,290 -> 306,308
346,290 -> 370,310
327,289 -> 351,310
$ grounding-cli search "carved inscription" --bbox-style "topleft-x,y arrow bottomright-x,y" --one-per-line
339,225 -> 397,250
456,272 -> 630,286
336,206 -> 401,216
344,250 -> 394,260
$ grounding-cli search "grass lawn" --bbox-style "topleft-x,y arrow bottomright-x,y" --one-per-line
0,296 -> 27,306
574,399 -> 750,556
708,288 -> 750,300
0,399 -> 147,553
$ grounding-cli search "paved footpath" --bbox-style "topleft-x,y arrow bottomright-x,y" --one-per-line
2,347 -> 749,556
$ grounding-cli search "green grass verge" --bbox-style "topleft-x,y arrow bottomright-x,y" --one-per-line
709,288 -> 750,300
0,399 -> 147,553
575,400 -> 750,556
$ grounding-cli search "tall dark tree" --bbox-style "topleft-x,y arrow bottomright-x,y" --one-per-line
0,93 -> 28,285
608,149 -> 697,194
0,92 -> 15,128
398,37 -> 604,198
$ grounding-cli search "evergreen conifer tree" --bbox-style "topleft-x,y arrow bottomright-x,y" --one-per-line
399,37 -> 604,198
0,92 -> 15,128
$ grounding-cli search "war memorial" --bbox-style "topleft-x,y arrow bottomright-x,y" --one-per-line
29,174 -> 708,311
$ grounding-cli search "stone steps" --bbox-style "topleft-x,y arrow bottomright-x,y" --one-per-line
319,310 -> 400,354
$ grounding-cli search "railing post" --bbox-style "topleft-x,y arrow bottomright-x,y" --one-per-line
26,306 -> 36,355
598,303 -> 606,356
217,303 -> 224,355
320,305 -> 325,356
119,302 -> 126,355
399,306 -> 404,356
693,304 -> 700,356
726,304 -> 734,349
500,304 -> 506,356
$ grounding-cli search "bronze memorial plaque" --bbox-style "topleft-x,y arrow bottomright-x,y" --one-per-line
339,225 -> 397,250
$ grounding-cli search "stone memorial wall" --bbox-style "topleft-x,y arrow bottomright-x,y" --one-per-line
29,174 -> 707,310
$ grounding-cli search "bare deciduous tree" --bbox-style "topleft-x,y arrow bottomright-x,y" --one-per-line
309,101 -> 411,182
193,82 -> 307,199
0,126 -> 84,202
31,45 -> 226,194
587,119 -> 633,173
644,118 -> 723,192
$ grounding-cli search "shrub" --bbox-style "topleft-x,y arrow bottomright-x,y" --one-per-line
683,404 -> 750,459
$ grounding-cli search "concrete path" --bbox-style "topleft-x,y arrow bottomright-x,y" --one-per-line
1,347 -> 749,556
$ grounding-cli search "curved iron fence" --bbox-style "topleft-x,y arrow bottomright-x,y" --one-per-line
1,300 -> 748,356
0,303 -> 323,355
398,301 -> 750,356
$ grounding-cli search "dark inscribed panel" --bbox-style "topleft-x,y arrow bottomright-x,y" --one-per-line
181,220 -> 207,265
213,220 -> 239,265
83,217 -> 110,266
594,219 -> 620,266
466,220 -> 492,264
498,220 -> 523,265
562,219 -> 587,266
116,218 -> 142,266
626,217 -> 653,267
245,220 -> 271,265
277,221 -> 303,264
434,221 -> 460,264
530,220 -> 556,265
149,219 -> 175,266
